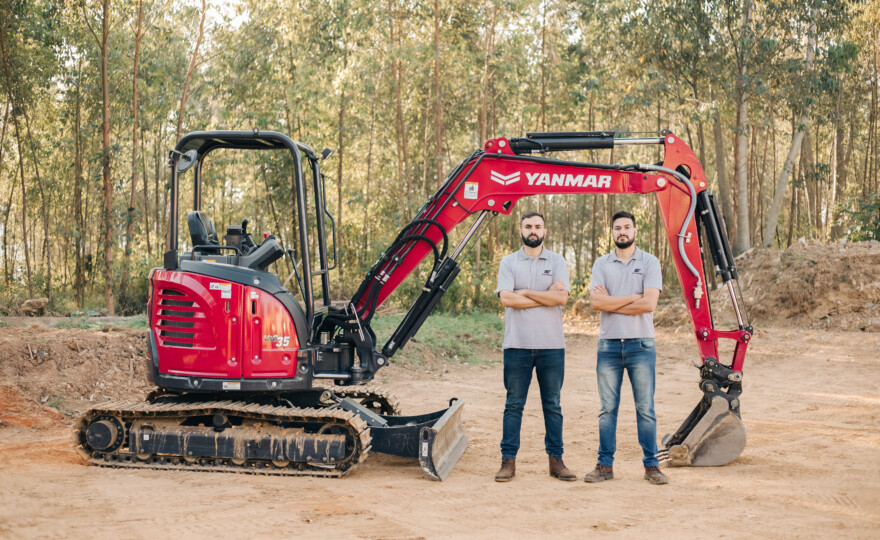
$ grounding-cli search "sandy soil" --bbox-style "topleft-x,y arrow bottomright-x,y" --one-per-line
2,241 -> 879,538
1,320 -> 879,539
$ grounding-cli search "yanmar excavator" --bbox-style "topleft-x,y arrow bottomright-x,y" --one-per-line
74,129 -> 751,480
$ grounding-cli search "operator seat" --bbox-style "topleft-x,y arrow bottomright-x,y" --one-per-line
187,211 -> 219,252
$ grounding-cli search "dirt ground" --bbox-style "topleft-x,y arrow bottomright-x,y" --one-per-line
1,242 -> 880,538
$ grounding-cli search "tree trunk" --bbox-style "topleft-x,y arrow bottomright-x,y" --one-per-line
175,0 -> 207,142
0,101 -> 10,286
539,2 -> 547,131
433,0 -> 443,186
830,104 -> 855,238
388,0 -> 408,203
0,22 -> 33,297
123,0 -> 144,302
711,86 -> 735,234
789,152 -> 801,248
154,136 -> 161,244
97,0 -> 115,313
18,99 -> 51,304
12,116 -> 32,297
141,126 -> 151,258
732,0 -> 753,255
478,2 -> 497,144
800,129 -> 817,237
762,20 -> 816,247
3,17 -> 50,300
2,178 -> 14,287
336,86 -> 345,294
74,64 -> 85,308
363,97 -> 376,254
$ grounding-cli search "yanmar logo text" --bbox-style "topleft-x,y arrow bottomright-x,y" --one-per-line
526,172 -> 612,188
490,170 -> 520,185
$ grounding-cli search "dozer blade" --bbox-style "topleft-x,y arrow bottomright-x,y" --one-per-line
369,398 -> 468,481
662,396 -> 746,467
418,398 -> 468,481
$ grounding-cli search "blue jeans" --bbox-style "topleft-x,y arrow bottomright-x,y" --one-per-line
596,338 -> 659,468
500,348 -> 565,459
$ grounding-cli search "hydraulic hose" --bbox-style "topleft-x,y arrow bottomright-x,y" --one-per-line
635,163 -> 702,299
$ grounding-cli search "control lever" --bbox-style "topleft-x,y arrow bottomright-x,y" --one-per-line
240,218 -> 256,255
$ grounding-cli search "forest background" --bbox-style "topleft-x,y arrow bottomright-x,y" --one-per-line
1,0 -> 878,316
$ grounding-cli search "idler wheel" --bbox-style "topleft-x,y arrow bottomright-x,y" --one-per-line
85,417 -> 124,451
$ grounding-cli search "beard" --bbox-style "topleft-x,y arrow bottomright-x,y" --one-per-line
521,233 -> 544,248
614,236 -> 634,249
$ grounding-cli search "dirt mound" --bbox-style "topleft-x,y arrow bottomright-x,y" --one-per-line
0,326 -> 152,416
655,240 -> 880,331
716,240 -> 880,330
0,386 -> 67,430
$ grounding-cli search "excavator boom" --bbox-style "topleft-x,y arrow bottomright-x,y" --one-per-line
321,130 -> 751,467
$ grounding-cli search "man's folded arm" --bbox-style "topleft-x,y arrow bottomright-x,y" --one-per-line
520,289 -> 569,307
613,288 -> 660,315
499,289 -> 542,308
590,286 -> 642,312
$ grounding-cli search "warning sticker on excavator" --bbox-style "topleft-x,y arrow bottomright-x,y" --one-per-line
464,182 -> 478,199
210,282 -> 232,299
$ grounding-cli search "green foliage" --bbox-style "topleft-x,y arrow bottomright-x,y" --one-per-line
843,193 -> 880,242
53,315 -> 147,330
53,317 -> 93,329
370,310 -> 503,365
0,0 -> 876,319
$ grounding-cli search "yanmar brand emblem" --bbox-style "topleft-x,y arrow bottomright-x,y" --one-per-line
526,172 -> 612,188
490,170 -> 520,185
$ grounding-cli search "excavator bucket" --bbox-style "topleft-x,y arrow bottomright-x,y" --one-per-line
344,398 -> 468,481
660,396 -> 746,467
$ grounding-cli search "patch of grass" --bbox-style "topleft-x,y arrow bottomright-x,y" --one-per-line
371,311 -> 504,365
47,395 -> 65,410
51,315 -> 148,331
111,315 -> 148,329
53,318 -> 94,330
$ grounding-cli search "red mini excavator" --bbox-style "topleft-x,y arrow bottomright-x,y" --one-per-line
74,129 -> 751,480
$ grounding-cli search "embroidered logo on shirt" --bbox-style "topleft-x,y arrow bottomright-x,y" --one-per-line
543,269 -> 552,275
633,268 -> 643,274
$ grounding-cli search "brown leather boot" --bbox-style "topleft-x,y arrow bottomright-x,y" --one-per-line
495,458 -> 516,482
548,456 -> 577,481
644,466 -> 668,485
583,464 -> 614,483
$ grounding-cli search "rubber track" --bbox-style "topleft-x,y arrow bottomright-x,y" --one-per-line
73,400 -> 371,478
317,382 -> 402,415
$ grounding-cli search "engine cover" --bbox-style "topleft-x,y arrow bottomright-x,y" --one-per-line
149,269 -> 303,388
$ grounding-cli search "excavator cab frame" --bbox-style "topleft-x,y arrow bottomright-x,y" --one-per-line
164,130 -> 335,326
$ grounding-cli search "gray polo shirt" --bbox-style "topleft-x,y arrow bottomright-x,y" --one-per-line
496,246 -> 569,349
589,247 -> 662,339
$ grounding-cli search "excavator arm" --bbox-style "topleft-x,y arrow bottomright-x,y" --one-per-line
318,130 -> 751,467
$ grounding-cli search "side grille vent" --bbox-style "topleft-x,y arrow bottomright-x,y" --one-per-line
155,288 -> 208,348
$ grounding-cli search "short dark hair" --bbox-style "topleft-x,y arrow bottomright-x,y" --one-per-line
611,211 -> 636,228
521,211 -> 545,225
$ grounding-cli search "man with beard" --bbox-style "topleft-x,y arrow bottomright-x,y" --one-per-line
584,210 -> 667,485
494,212 -> 574,482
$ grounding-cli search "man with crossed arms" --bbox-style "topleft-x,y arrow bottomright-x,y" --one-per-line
584,210 -> 668,485
494,211 -> 575,482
